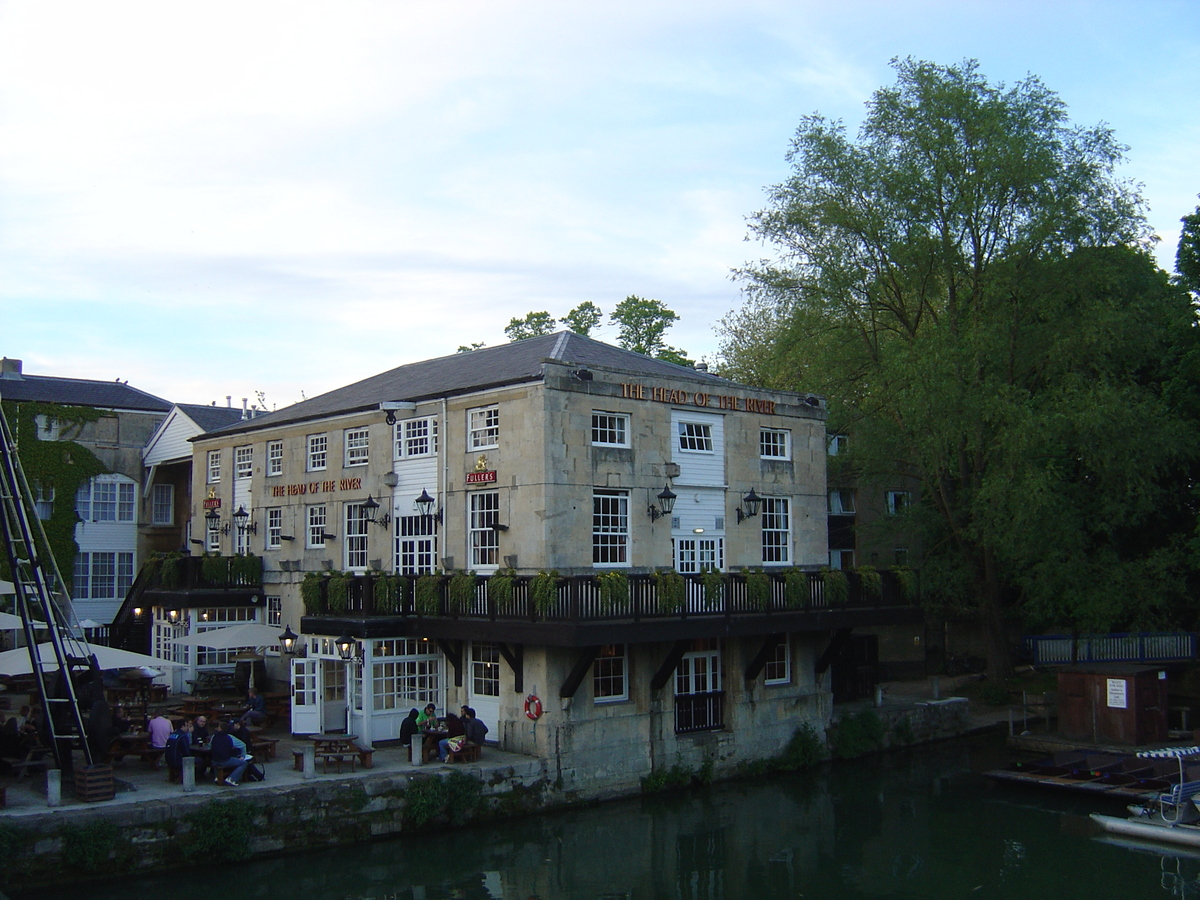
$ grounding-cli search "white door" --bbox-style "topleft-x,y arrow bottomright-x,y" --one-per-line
291,658 -> 321,734
322,659 -> 347,733
468,641 -> 501,735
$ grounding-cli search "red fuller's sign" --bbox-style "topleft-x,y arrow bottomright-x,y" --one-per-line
202,497 -> 222,509
466,470 -> 497,485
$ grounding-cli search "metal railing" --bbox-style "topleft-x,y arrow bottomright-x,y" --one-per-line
1024,632 -> 1198,664
675,691 -> 725,734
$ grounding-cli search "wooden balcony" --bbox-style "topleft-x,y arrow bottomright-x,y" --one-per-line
300,569 -> 921,647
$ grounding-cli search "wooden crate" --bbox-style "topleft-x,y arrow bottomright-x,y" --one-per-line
74,764 -> 115,802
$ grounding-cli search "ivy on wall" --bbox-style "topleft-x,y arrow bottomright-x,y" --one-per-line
0,401 -> 107,595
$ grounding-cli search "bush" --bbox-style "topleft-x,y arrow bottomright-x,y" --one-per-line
230,554 -> 263,585
653,569 -> 685,613
979,680 -> 1011,706
60,820 -> 123,870
201,554 -> 228,586
893,565 -> 918,600
641,761 -> 692,793
405,772 -> 483,826
160,554 -> 183,589
300,572 -> 323,614
821,567 -> 848,605
777,722 -> 825,770
832,710 -> 885,759
892,717 -> 915,745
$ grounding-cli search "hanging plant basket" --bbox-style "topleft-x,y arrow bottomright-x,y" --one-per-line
487,569 -> 516,607
447,571 -> 476,614
653,569 -> 686,614
784,568 -> 809,609
160,555 -> 183,590
415,573 -> 442,615
372,574 -> 406,614
745,569 -> 770,610
597,570 -> 630,611
327,572 -> 349,613
530,570 -> 560,614
821,567 -> 849,606
300,572 -> 323,614
700,568 -> 725,609
201,555 -> 228,587
856,565 -> 882,601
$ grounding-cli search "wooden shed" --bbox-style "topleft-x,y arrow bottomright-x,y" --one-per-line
1058,665 -> 1169,746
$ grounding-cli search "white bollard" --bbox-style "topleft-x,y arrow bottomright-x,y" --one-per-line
411,739 -> 423,766
46,769 -> 61,807
302,744 -> 315,779
182,756 -> 195,792
931,675 -> 941,700
874,686 -> 884,708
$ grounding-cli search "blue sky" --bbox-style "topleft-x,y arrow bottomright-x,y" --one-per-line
1,1 -> 1197,408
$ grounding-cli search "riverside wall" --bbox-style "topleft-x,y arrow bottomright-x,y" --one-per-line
0,698 -> 979,891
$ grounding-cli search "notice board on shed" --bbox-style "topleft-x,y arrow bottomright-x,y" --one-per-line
1058,665 -> 1168,745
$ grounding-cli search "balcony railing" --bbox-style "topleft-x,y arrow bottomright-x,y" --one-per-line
137,554 -> 264,591
300,568 -> 916,622
675,691 -> 725,734
1024,632 -> 1198,665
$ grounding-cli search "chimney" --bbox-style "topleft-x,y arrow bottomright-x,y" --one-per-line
241,398 -> 248,420
694,361 -> 709,373
0,358 -> 23,379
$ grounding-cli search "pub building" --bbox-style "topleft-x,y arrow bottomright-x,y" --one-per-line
178,332 -> 916,793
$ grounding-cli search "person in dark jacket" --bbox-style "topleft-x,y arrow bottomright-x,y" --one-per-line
209,720 -> 248,786
240,687 -> 267,726
163,719 -> 193,781
462,707 -> 489,745
399,708 -> 420,747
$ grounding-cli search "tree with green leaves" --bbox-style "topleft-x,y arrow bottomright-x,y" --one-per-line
720,58 -> 1199,676
1178,200 -> 1200,298
560,301 -> 603,336
503,311 -> 557,341
611,295 -> 691,364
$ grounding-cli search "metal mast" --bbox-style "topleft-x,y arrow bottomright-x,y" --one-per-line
0,402 -> 95,768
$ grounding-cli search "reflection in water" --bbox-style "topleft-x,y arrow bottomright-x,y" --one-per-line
22,734 -> 1200,899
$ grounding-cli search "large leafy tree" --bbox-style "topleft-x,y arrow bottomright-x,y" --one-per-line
611,295 -> 692,364
720,58 -> 1199,675
504,311 -> 557,341
560,301 -> 603,337
1178,201 -> 1200,298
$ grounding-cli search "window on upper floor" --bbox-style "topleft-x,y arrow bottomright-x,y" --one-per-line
828,489 -> 855,515
396,515 -> 437,574
469,491 -> 500,569
764,635 -> 790,685
307,434 -> 328,472
344,428 -> 370,467
591,412 -> 630,448
307,505 -> 327,548
75,479 -> 135,523
677,421 -> 714,453
760,428 -> 790,459
266,508 -> 282,550
73,551 -> 134,600
468,405 -> 499,450
886,491 -> 911,515
34,483 -> 54,521
207,449 -> 221,484
266,440 -> 283,477
34,415 -> 59,441
235,446 -> 253,479
828,434 -> 848,456
395,416 -> 438,459
761,496 -> 791,565
592,490 -> 630,566
345,503 -> 369,569
151,483 -> 174,525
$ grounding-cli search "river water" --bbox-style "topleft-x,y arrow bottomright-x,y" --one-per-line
27,733 -> 1200,899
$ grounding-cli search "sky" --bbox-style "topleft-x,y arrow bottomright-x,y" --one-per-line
2,1 -> 1197,410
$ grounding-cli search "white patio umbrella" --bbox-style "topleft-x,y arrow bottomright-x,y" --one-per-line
0,611 -> 35,630
169,622 -> 286,650
0,580 -> 14,595
0,642 -> 183,676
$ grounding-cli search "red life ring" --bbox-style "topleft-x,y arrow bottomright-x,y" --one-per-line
524,694 -> 543,720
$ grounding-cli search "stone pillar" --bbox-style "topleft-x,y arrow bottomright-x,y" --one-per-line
182,756 -> 196,792
411,739 -> 423,766
46,769 -> 61,807
302,744 -> 315,779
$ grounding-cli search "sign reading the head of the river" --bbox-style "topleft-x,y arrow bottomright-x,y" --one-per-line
1107,678 -> 1128,709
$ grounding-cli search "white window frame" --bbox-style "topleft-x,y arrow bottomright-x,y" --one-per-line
828,434 -> 848,456
761,496 -> 791,565
886,491 -> 911,515
206,515 -> 221,552
676,537 -> 723,574
345,503 -> 369,570
677,420 -> 714,453
760,428 -> 791,460
267,596 -> 282,628
344,428 -> 370,467
34,484 -> 55,521
207,449 -> 221,484
593,644 -> 628,703
592,490 -> 630,567
591,412 -> 630,448
307,434 -> 328,472
396,515 -> 437,574
468,405 -> 499,451
469,491 -> 500,569
151,483 -> 174,525
234,445 -> 253,479
764,635 -> 790,685
828,489 -> 855,515
73,551 -> 134,600
371,639 -> 442,710
395,416 -> 438,460
307,504 -> 327,548
35,414 -> 60,441
266,508 -> 282,550
266,440 -> 283,477
829,549 -> 855,570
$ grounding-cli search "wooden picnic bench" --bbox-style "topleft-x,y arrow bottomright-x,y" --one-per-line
447,741 -> 481,763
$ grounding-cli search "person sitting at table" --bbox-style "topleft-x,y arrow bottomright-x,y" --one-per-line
192,715 -> 210,743
231,719 -> 255,751
147,712 -> 173,750
416,703 -> 438,731
240,687 -> 267,726
436,713 -> 466,762
110,704 -> 132,735
163,718 -> 193,782
209,720 -> 249,786
399,708 -> 420,747
462,706 -> 489,745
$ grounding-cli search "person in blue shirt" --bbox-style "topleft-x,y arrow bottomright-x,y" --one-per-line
240,687 -> 267,726
210,720 -> 249,786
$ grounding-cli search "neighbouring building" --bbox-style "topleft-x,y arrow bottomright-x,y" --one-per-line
0,357 -> 172,625
157,333 -> 917,794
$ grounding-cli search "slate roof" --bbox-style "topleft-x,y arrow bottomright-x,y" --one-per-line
202,332 -> 734,438
0,371 -> 172,413
178,403 -> 247,432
